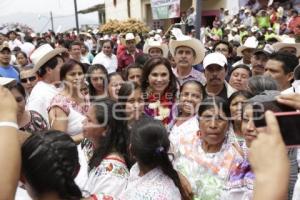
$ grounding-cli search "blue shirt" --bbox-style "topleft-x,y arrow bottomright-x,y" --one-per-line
0,65 -> 19,81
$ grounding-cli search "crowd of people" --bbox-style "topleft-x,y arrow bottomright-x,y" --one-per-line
0,0 -> 300,199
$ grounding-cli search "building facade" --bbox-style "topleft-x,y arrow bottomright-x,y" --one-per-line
104,0 -> 240,30
77,0 -> 243,31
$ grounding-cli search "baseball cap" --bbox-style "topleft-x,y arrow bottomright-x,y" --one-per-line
203,52 -> 228,69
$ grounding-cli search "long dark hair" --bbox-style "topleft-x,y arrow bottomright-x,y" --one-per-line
22,130 -> 82,199
141,57 -> 178,100
88,98 -> 131,170
86,64 -> 108,98
130,118 -> 191,200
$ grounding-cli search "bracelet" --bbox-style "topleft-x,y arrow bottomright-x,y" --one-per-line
0,121 -> 18,129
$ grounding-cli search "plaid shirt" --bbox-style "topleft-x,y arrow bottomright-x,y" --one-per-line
173,67 -> 206,86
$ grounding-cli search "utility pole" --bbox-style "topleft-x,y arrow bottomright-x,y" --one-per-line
195,0 -> 202,40
50,11 -> 54,31
74,0 -> 80,34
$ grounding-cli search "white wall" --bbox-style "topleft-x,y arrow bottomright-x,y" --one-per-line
130,0 -> 143,20
104,0 -> 129,20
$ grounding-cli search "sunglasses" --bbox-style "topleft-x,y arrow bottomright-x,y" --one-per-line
20,76 -> 37,83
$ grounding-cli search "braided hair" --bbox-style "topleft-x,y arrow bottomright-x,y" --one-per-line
22,130 -> 82,200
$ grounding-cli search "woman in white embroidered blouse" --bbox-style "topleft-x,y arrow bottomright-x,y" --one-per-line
169,80 -> 203,155
174,96 -> 245,200
80,98 -> 131,198
118,118 -> 191,200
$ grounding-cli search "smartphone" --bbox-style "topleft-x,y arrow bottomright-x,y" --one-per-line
253,109 -> 300,147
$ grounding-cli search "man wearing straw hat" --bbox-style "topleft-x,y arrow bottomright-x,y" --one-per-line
117,33 -> 143,72
27,44 -> 67,125
143,38 -> 168,58
169,29 -> 206,85
233,36 -> 259,68
272,36 -> 300,57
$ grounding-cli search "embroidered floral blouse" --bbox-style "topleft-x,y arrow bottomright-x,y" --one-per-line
174,135 -> 249,200
169,115 -> 199,156
48,94 -> 90,135
49,93 -> 89,115
94,163 -> 182,200
81,140 -> 129,198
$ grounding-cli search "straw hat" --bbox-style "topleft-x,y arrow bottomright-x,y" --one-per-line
30,44 -> 67,72
237,36 -> 259,56
120,33 -> 141,46
272,36 -> 300,56
143,38 -> 169,58
169,28 -> 205,65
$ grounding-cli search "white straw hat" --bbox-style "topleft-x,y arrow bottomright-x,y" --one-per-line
120,33 -> 141,46
237,36 -> 259,56
143,38 -> 169,58
272,36 -> 300,56
30,44 -> 67,72
169,28 -> 205,65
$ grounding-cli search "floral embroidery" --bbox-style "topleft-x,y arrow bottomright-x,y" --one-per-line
49,93 -> 90,115
106,163 -> 113,172
103,195 -> 113,200
119,164 -> 181,200
174,135 -> 245,199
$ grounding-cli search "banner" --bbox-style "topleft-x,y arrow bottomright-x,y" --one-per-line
150,0 -> 181,20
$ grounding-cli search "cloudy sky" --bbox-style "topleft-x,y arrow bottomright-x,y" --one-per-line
0,0 -> 105,32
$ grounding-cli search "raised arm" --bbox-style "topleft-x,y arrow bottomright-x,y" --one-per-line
250,111 -> 289,200
0,85 -> 21,199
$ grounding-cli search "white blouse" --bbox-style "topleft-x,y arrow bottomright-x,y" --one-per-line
82,153 -> 129,197
169,116 -> 199,156
119,164 -> 181,200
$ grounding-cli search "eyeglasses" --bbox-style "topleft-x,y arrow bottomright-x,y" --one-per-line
20,76 -> 37,83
